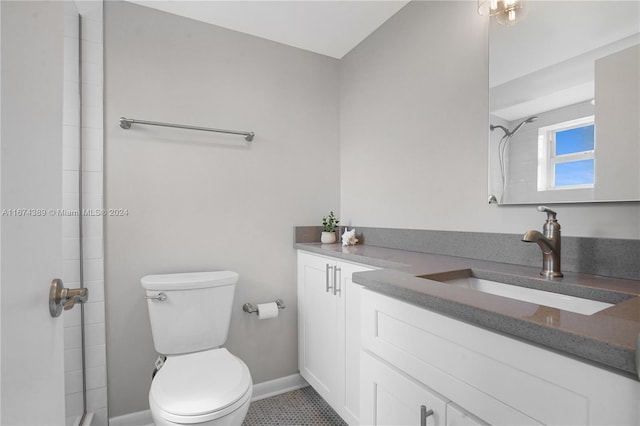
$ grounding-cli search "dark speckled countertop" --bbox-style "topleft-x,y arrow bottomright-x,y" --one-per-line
295,242 -> 640,379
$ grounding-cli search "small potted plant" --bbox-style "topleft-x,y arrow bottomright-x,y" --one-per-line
321,211 -> 340,244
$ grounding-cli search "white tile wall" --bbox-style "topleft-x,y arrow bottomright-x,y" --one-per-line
63,2 -> 106,425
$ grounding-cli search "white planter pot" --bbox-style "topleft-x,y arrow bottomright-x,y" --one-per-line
321,231 -> 336,244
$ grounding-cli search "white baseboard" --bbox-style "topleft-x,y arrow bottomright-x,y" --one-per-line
251,373 -> 309,402
109,374 -> 309,425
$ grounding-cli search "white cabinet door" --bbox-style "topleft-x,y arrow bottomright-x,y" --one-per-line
298,252 -> 342,406
341,262 -> 369,425
297,251 -> 373,425
361,351 -> 448,426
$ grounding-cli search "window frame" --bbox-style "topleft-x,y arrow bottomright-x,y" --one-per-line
537,116 -> 595,192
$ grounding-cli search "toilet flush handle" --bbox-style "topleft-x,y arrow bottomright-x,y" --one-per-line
145,293 -> 167,301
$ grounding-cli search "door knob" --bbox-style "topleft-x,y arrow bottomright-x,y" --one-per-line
49,278 -> 89,317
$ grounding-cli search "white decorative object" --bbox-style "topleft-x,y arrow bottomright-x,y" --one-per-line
321,231 -> 337,244
341,228 -> 358,246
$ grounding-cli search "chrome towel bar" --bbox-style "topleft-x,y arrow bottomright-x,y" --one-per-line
119,117 -> 255,142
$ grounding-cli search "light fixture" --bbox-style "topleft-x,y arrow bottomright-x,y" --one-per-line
478,0 -> 524,25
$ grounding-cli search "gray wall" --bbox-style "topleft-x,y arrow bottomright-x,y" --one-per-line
339,0 -> 640,239
104,1 -> 340,417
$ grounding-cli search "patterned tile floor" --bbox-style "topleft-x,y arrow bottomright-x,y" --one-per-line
243,386 -> 347,425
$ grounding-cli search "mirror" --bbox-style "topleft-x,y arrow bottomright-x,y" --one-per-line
488,1 -> 639,205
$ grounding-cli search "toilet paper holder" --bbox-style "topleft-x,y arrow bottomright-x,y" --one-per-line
242,299 -> 286,315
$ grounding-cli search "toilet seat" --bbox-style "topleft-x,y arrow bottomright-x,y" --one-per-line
150,348 -> 252,424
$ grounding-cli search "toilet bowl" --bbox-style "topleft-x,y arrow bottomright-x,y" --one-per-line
149,349 -> 252,425
141,271 -> 253,426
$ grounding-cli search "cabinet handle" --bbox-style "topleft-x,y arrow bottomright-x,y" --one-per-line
333,266 -> 341,296
420,405 -> 434,426
325,264 -> 334,293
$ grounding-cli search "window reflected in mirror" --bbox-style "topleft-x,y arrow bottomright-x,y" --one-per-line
537,116 -> 595,191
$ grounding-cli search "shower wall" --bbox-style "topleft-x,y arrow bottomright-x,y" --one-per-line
62,2 -> 107,425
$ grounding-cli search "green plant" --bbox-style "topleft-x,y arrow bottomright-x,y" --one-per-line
322,211 -> 340,232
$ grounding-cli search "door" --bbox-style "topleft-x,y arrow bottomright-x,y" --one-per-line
1,1 -> 66,424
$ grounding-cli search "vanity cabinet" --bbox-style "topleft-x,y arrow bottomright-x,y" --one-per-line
360,288 -> 640,426
297,251 -> 373,425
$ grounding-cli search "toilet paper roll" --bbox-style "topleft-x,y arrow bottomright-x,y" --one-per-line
257,302 -> 279,320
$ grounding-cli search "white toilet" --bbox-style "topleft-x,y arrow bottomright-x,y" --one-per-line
141,271 -> 253,425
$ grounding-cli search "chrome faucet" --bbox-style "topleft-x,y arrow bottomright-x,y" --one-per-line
522,206 -> 563,278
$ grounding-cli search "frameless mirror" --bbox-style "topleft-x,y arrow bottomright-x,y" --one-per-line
488,1 -> 639,205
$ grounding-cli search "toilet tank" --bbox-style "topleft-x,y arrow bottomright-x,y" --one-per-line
141,271 -> 238,355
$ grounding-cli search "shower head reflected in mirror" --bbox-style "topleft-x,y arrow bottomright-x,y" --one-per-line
490,116 -> 539,203
490,116 -> 538,137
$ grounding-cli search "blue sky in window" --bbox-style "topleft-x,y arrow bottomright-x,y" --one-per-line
555,125 -> 595,155
555,159 -> 595,186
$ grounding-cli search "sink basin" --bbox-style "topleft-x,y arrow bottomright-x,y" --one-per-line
421,269 -> 615,315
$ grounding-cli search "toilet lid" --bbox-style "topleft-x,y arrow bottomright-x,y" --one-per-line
150,348 -> 252,418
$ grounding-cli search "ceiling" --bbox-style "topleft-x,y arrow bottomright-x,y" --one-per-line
127,0 -> 411,59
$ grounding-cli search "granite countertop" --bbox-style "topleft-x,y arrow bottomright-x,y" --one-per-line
295,242 -> 640,379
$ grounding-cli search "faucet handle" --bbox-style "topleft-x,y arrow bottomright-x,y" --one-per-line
537,205 -> 557,221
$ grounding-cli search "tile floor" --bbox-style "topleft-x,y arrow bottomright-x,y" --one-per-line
243,386 -> 347,425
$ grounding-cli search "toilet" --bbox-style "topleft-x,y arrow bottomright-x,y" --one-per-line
141,271 -> 253,425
